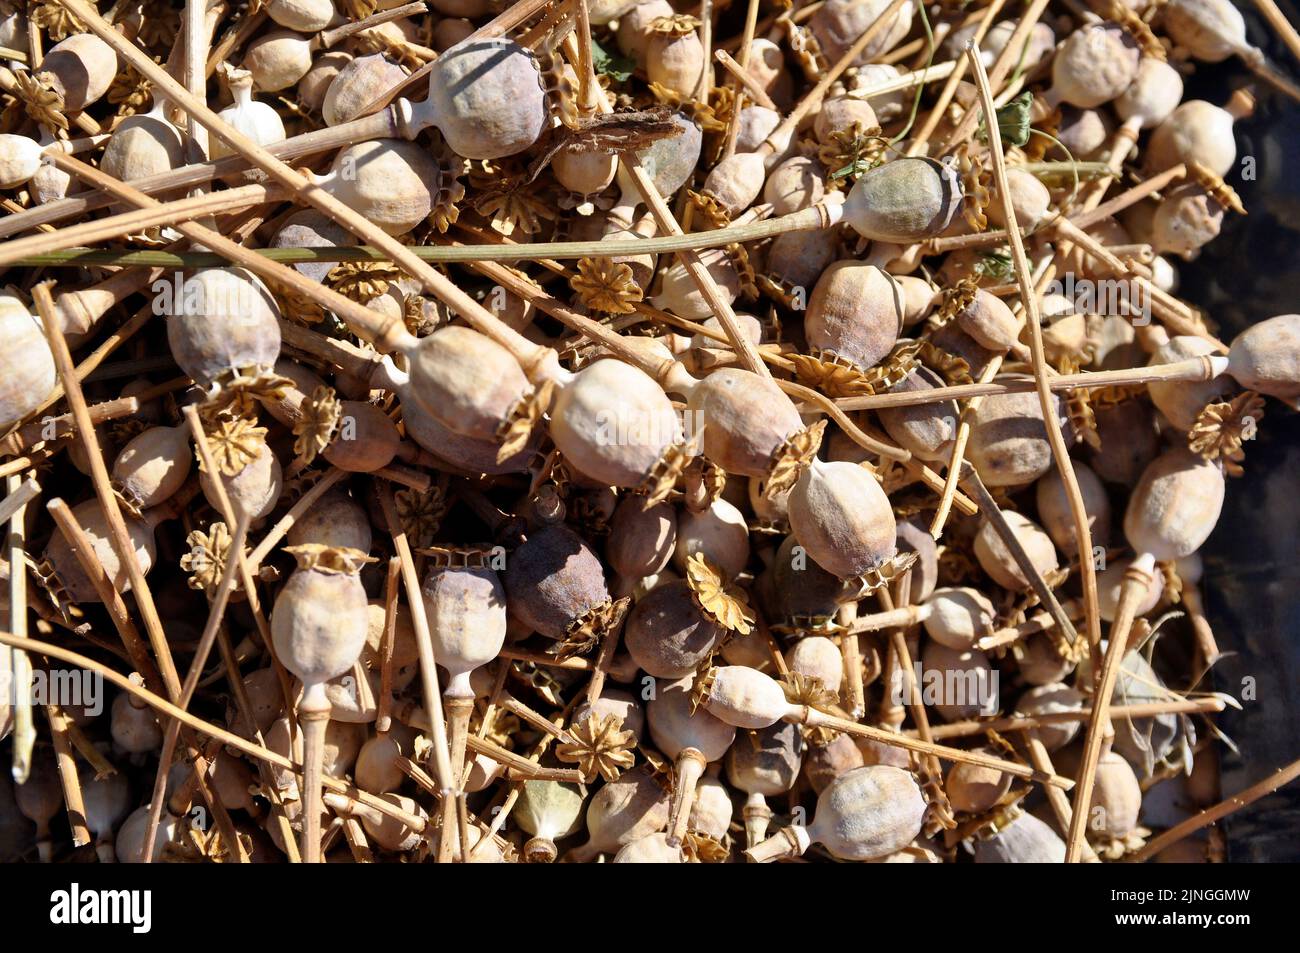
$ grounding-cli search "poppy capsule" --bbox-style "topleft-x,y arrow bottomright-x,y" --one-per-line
787,458 -> 898,580
647,676 -> 737,847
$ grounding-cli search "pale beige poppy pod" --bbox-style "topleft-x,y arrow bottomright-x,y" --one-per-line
244,29 -> 316,92
673,496 -> 750,579
973,810 -> 1065,863
424,38 -> 547,160
38,33 -> 118,113
165,267 -> 282,388
1227,313 -> 1300,402
322,54 -> 409,127
954,288 -> 1022,353
785,636 -> 844,693
199,439 -> 283,521
764,155 -> 826,216
211,67 -> 286,164
406,325 -> 531,441
567,765 -> 670,862
921,587 -> 995,651
683,368 -> 806,478
966,390 -> 1074,488
946,751 -> 1012,814
1123,447 -> 1225,561
985,167 -> 1052,231
919,642 -> 999,722
299,50 -> 353,110
99,104 -> 186,196
1035,461 -> 1112,557
1042,22 -> 1140,109
814,96 -> 879,142
1146,335 -> 1235,430
1163,0 -> 1252,62
1014,682 -> 1085,751
272,549 -> 372,703
612,831 -> 686,862
111,424 -> 193,513
1150,182 -> 1224,259
645,16 -> 705,98
877,367 -> 959,463
809,0 -> 915,66
267,0 -> 336,31
42,498 -> 157,604
1145,96 -> 1249,178
319,139 -> 439,236
787,458 -> 897,579
805,261 -> 904,371
421,562 -> 507,699
0,295 -> 56,430
516,780 -> 586,863
973,510 -> 1059,591
617,0 -> 675,60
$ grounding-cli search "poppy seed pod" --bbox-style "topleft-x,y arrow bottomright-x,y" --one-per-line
549,358 -> 681,488
1146,335 -> 1236,430
973,511 -> 1059,591
878,366 -> 960,463
786,636 -> 843,691
954,288 -> 1021,353
647,675 -> 737,845
267,0 -> 335,31
516,780 -> 586,863
320,139 -> 440,236
1163,0 -> 1251,62
617,0 -> 675,60
946,750 -> 1012,814
110,424 -> 192,513
402,401 -> 537,475
624,579 -> 725,679
610,112 -> 703,223
165,268 -> 282,388
1146,97 -> 1248,177
1116,58 -> 1185,132
0,295 -> 56,430
1089,399 -> 1159,486
37,33 -> 118,113
701,151 -> 767,219
612,831 -> 686,862
1150,181 -> 1224,260
322,54 -> 409,127
211,68 -> 286,164
1123,447 -> 1225,561
764,155 -> 826,216
607,497 -> 677,580
735,104 -> 781,152
1226,313 -> 1300,402
727,720 -> 804,844
966,390 -> 1073,488
919,642 -> 999,722
772,534 -> 851,625
1043,22 -> 1141,109
673,497 -> 751,579
815,96 -> 879,142
922,586 -> 996,650
896,518 -> 939,603
645,16 -> 705,98
423,38 -> 546,160
504,524 -> 616,652
765,225 -> 839,294
802,733 -> 865,794
1035,460 -> 1112,557
840,157 -> 963,243
1014,682 -> 1085,751
421,560 -> 508,698
805,262 -> 905,372
974,809 -> 1066,863
747,765 -> 926,862
244,29 -> 316,92
810,0 -> 915,66
43,498 -> 158,604
99,104 -> 186,196
652,245 -> 742,319
683,368 -> 807,479
567,764 -> 671,862
788,458 -> 897,579
286,490 -> 372,552
1092,751 -> 1143,840
406,325 -> 531,442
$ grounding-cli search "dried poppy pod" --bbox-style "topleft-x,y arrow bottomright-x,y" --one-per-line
967,390 -> 1073,488
607,497 -> 677,582
198,432 -> 283,522
613,831 -> 687,863
877,367 -> 960,463
1035,461 -> 1112,557
110,424 -> 193,515
504,524 -> 624,657
567,764 -> 671,862
609,112 -> 703,224
299,50 -> 353,111
1163,0 -> 1262,64
1146,335 -> 1235,430
314,138 -> 441,236
1145,90 -> 1253,177
286,490 -> 372,552
785,636 -> 843,694
617,0 -> 676,60
401,401 -> 536,475
516,780 -> 586,863
0,294 -> 56,430
836,157 -> 963,243
34,32 -> 118,114
645,14 -> 704,97
647,675 -> 737,846
116,805 -> 182,864
14,752 -> 62,861
673,497 -> 750,579
651,245 -> 742,319
771,534 -> 852,628
1014,682 -> 1086,752
804,262 -> 904,372
973,511 -> 1059,592
1089,399 -> 1158,486
764,156 -> 826,217
421,553 -> 507,777
973,809 -> 1066,863
111,691 -> 162,754
165,267 -> 281,391
787,458 -> 898,580
272,544 -> 374,862
1056,105 -> 1114,160
210,67 -> 286,166
1090,750 -> 1143,845
1226,313 -> 1300,402
322,53 -> 409,127
810,0 -> 915,66
0,133 -> 97,190
735,104 -> 781,152
802,733 -> 865,794
550,358 -> 683,489
1124,447 -> 1225,562
292,388 -> 404,473
727,721 -> 804,846
985,166 -> 1051,232
1150,180 -> 1225,260
919,642 -> 999,722
747,764 -> 925,862
764,223 -> 839,297
405,325 -> 532,443
80,765 -> 130,862
1094,556 -> 1164,623
624,579 -> 726,679
1114,58 -> 1184,148
923,586 -> 995,650
814,96 -> 878,142
1041,22 -> 1140,110
99,100 -> 185,197
946,750 -> 1012,814
267,0 -> 335,31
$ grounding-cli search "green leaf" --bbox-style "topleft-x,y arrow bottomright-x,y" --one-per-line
978,91 -> 1034,149
591,38 -> 635,84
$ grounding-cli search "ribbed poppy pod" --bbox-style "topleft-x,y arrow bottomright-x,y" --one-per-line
952,288 -> 1022,354
645,15 -> 704,98
877,367 -> 959,463
946,750 -> 1012,814
1145,92 -> 1252,177
1014,682 -> 1085,752
1035,461 -> 1112,557
810,0 -> 914,66
673,497 -> 750,578
36,33 -> 118,113
505,524 -> 623,656
1150,181 -> 1224,260
919,642 -> 999,722
921,587 -> 996,650
1124,447 -> 1225,561
549,358 -> 681,488
815,96 -> 878,142
406,325 -> 531,442
840,157 -> 962,243
764,156 -> 825,217
617,0 -> 674,60
648,675 -> 736,845
700,151 -> 767,219
165,268 -> 281,390
286,490 -> 372,552
1147,337 -> 1234,430
322,54 -> 408,127
110,424 -> 192,514
785,637 -> 843,693
607,498 -> 677,581
42,498 -> 159,604
973,511 -> 1059,592
727,721 -> 804,846
805,262 -> 904,372
211,67 -> 286,166
567,764 -> 671,862
803,733 -> 865,794
681,368 -> 809,481
613,831 -> 687,862
985,167 -> 1052,231
99,102 -> 186,197
748,764 -> 925,862
967,390 -> 1073,488
788,458 -> 897,580
0,295 -> 56,430
516,780 -> 586,863
624,579 -> 726,679
973,809 -> 1066,863
317,139 -> 439,235
401,401 -> 537,475
1041,22 -> 1141,109
1227,313 -> 1300,402
735,104 -> 781,152
422,38 -> 546,160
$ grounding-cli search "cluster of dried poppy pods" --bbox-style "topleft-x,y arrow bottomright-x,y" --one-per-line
0,0 -> 1298,865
